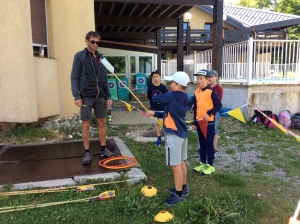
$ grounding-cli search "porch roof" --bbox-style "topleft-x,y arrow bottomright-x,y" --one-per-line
94,0 -> 215,52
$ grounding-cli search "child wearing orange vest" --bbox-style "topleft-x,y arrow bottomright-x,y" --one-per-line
191,69 -> 222,175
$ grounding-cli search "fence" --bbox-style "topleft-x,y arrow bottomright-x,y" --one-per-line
158,29 -> 286,44
162,38 -> 300,85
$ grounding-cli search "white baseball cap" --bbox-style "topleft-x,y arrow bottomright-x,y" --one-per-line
165,71 -> 190,87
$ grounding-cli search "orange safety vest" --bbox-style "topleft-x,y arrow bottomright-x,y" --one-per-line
194,87 -> 215,122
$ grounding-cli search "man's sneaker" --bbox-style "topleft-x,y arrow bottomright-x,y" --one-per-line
82,152 -> 91,165
100,148 -> 115,158
202,164 -> 215,175
155,138 -> 162,146
163,193 -> 185,206
169,187 -> 189,197
193,162 -> 206,172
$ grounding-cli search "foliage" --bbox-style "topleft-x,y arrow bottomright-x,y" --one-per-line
238,0 -> 300,39
106,56 -> 126,74
8,123 -> 57,143
275,0 -> 300,39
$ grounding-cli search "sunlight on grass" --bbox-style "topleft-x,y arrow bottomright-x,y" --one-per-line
214,173 -> 246,187
0,117 -> 299,223
253,163 -> 276,173
225,149 -> 235,154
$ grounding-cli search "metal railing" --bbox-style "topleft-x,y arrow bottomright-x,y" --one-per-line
156,29 -> 286,44
162,38 -> 300,85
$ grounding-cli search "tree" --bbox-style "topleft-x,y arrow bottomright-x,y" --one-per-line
238,0 -> 300,39
275,0 -> 300,39
239,0 -> 278,10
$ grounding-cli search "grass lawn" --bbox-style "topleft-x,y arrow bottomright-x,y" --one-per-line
0,117 -> 299,224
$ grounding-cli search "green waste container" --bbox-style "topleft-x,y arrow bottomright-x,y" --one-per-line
118,78 -> 130,100
135,73 -> 147,93
108,78 -> 118,100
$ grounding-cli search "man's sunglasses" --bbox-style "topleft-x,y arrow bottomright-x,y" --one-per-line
89,40 -> 100,45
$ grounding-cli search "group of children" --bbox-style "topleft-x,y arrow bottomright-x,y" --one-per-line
147,69 -> 223,206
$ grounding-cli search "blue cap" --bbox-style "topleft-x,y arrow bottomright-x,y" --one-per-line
194,69 -> 211,78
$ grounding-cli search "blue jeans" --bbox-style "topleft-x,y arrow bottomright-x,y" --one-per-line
214,112 -> 219,134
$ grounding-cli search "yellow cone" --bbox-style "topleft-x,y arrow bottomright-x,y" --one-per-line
141,186 -> 157,197
154,210 -> 173,222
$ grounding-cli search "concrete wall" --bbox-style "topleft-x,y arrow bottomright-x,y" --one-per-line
46,0 -> 95,118
187,83 -> 300,120
0,1 -> 38,123
221,84 -> 249,116
221,84 -> 300,119
248,84 -> 300,117
34,57 -> 60,118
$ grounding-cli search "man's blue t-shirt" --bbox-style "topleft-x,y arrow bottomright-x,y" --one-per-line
147,83 -> 168,111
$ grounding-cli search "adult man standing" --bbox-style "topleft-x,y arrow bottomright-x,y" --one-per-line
71,31 -> 115,165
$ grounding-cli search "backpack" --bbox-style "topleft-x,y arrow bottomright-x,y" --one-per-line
251,110 -> 278,129
278,110 -> 291,128
293,112 -> 300,120
291,119 -> 300,129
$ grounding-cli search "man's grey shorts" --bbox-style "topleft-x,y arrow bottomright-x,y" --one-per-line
80,96 -> 107,120
165,133 -> 188,166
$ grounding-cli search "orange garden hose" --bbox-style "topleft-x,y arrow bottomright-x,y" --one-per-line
99,156 -> 138,169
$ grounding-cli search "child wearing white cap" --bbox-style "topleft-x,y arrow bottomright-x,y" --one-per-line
147,71 -> 190,206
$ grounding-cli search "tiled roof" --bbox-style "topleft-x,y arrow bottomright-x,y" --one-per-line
198,5 -> 300,28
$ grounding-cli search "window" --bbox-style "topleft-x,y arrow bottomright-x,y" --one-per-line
130,56 -> 136,88
139,57 -> 152,74
183,22 -> 188,30
106,56 -> 126,76
30,0 -> 48,57
130,56 -> 135,73
204,23 -> 213,30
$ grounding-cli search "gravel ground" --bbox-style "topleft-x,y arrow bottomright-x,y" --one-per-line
122,125 -> 300,188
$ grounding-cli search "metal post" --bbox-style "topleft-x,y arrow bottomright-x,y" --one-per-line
156,31 -> 161,73
193,51 -> 197,82
177,16 -> 183,71
247,37 -> 253,85
167,58 -> 170,76
186,24 -> 191,55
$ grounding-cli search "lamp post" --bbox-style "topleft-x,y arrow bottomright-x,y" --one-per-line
185,11 -> 192,55
223,14 -> 227,45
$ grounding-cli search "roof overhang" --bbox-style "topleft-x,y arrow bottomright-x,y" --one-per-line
94,0 -> 216,51
251,18 -> 300,31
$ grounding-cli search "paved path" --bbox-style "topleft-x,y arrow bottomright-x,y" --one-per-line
111,110 -> 194,125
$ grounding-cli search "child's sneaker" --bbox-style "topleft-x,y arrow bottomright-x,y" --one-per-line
193,162 -> 205,172
163,193 -> 185,206
169,187 -> 189,197
202,164 -> 215,175
155,138 -> 162,146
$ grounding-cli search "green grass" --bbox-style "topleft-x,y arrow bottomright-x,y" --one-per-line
0,117 -> 299,223
3,123 -> 58,144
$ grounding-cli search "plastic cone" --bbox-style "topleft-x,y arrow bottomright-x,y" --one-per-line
141,186 -> 157,197
154,210 -> 173,222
